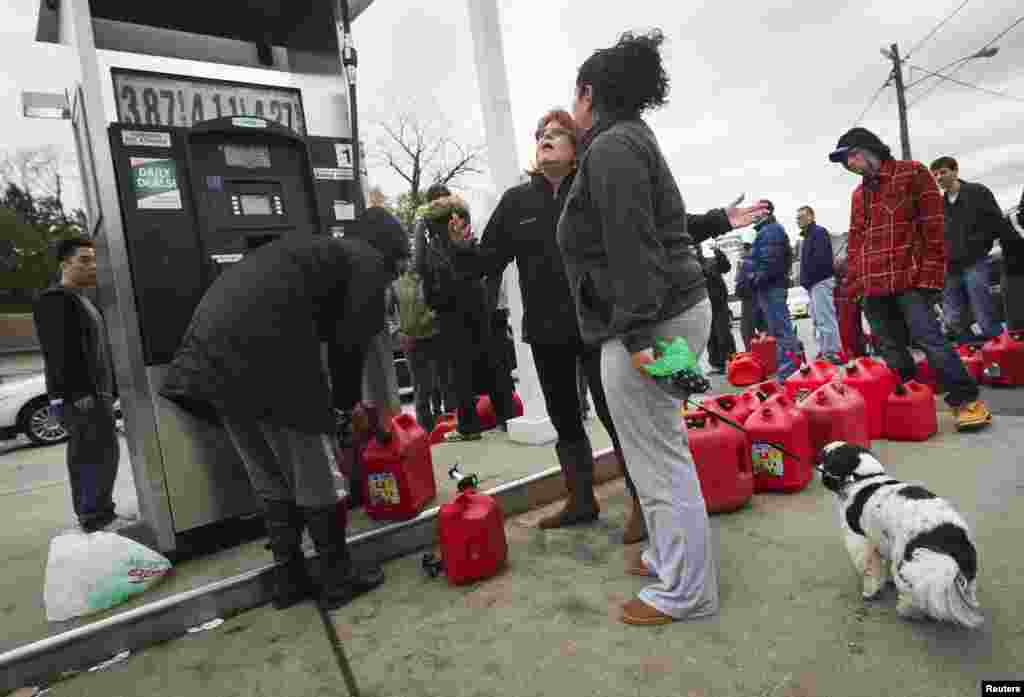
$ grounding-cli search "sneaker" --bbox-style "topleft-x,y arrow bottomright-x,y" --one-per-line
442,430 -> 482,443
953,400 -> 993,432
81,513 -> 137,533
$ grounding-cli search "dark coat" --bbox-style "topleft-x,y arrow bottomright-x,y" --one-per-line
159,233 -> 399,435
751,219 -> 792,290
799,223 -> 835,290
942,179 -> 1012,272
33,287 -> 115,402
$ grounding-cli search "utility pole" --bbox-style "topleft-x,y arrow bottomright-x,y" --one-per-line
882,42 -> 912,160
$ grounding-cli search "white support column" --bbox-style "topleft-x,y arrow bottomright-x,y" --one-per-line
466,0 -> 555,446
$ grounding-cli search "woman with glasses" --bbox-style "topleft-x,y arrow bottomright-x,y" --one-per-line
454,110 -> 647,541
557,29 -> 768,625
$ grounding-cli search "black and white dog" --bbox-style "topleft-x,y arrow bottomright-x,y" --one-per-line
817,441 -> 984,628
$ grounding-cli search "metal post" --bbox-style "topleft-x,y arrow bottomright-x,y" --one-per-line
888,43 -> 912,161
466,0 -> 555,445
63,0 -> 177,550
335,0 -> 365,217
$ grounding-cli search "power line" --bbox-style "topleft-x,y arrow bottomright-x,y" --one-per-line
853,75 -> 892,125
904,0 -> 972,61
906,62 -> 1024,103
908,14 -> 1024,107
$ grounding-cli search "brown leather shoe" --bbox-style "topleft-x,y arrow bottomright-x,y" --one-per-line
621,598 -> 674,626
622,495 -> 648,545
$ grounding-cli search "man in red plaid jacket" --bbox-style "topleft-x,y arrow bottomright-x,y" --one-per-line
829,127 -> 992,432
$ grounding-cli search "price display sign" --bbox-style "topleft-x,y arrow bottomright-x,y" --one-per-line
111,69 -> 306,135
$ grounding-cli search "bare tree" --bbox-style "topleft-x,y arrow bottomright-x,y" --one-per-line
0,146 -> 73,226
370,99 -> 487,204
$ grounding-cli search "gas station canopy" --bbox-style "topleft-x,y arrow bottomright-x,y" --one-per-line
35,0 -> 375,72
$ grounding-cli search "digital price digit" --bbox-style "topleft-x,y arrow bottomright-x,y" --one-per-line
142,88 -> 160,125
121,85 -> 142,124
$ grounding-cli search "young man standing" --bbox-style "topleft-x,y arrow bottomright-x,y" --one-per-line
828,128 -> 991,431
34,238 -> 129,532
929,156 -> 1007,343
797,205 -> 842,363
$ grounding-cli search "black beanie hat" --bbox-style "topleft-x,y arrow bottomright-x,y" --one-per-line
344,206 -> 410,262
828,127 -> 893,163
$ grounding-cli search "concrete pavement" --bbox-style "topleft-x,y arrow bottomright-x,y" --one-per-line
12,411 -> 1023,697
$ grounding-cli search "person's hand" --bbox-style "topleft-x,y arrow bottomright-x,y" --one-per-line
49,401 -> 65,423
630,348 -> 656,377
376,405 -> 398,444
726,200 -> 772,229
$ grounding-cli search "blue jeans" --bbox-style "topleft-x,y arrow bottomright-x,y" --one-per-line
808,277 -> 841,357
863,290 -> 979,407
756,286 -> 801,380
943,257 -> 1003,341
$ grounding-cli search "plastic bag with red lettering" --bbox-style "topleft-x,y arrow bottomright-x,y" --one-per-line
43,531 -> 172,621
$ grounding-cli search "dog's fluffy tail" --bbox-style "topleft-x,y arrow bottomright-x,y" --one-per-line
902,549 -> 984,629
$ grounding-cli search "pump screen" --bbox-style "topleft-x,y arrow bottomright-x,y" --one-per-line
223,144 -> 271,169
239,194 -> 273,216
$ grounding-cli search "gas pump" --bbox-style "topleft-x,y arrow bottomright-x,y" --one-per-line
107,115 -> 362,543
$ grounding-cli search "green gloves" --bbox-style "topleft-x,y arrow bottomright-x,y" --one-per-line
642,337 -> 703,378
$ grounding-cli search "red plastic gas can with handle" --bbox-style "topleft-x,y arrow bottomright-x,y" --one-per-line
477,392 -> 525,431
751,333 -> 778,376
745,395 -> 813,493
784,359 -> 840,402
883,381 -> 938,441
701,392 -> 759,426
913,354 -> 939,389
956,343 -> 984,382
841,358 -> 897,440
981,331 -> 1024,386
438,481 -> 508,586
745,379 -> 784,404
799,381 -> 871,455
362,414 -> 437,521
684,412 -> 753,513
727,352 -> 766,387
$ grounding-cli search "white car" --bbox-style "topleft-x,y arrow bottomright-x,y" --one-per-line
0,373 -> 67,446
0,373 -> 124,446
787,286 -> 810,319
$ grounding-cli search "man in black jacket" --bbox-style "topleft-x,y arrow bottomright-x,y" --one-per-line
160,208 -> 408,611
34,238 -> 127,532
930,157 -> 1009,342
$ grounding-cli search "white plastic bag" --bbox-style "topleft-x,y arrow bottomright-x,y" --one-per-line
43,531 -> 172,622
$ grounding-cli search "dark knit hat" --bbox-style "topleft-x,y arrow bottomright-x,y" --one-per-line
828,127 -> 893,163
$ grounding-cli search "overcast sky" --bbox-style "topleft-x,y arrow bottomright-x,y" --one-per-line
2,0 -> 1022,237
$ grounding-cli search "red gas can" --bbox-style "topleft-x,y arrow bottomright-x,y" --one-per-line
727,352 -> 766,387
785,359 -> 840,402
956,343 -> 984,383
438,475 -> 508,586
841,358 -> 897,440
884,381 -> 938,442
684,412 -> 753,513
981,331 -> 1024,386
914,354 -> 939,389
701,392 -> 759,425
362,414 -> 437,521
751,333 -> 778,376
799,381 -> 871,455
745,396 -> 813,493
429,413 -> 458,446
477,392 -> 525,431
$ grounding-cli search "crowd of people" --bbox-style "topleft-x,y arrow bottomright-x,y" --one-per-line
32,26 -> 1024,629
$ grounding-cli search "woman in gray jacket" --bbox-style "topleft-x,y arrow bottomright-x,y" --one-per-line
558,29 -> 767,626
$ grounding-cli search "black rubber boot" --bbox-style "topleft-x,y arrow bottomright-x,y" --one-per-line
263,500 -> 314,610
303,505 -> 384,610
618,450 -> 648,545
539,440 -> 601,529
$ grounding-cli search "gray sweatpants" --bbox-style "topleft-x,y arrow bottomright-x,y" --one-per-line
601,299 -> 719,620
220,414 -> 343,509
